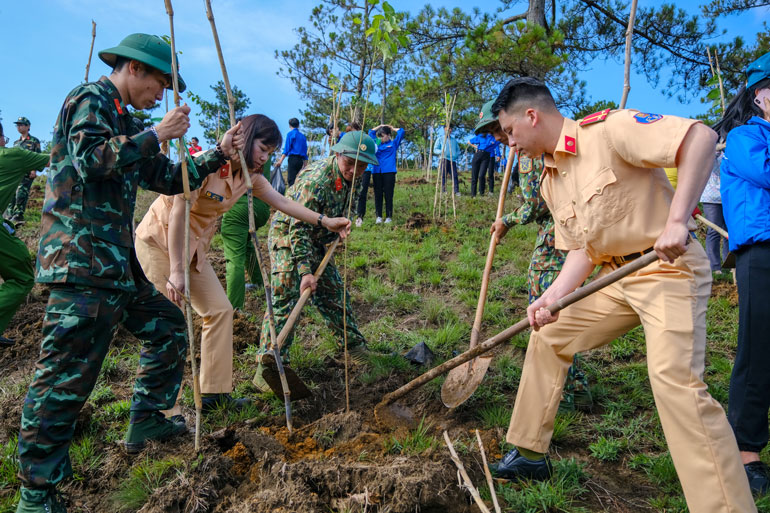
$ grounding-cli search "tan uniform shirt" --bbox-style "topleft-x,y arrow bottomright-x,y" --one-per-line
136,163 -> 259,272
541,110 -> 699,265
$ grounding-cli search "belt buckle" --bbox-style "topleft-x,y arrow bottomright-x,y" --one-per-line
614,254 -> 627,266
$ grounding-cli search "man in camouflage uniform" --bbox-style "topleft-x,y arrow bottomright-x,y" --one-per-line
477,100 -> 592,413
5,117 -> 43,223
15,34 -> 243,513
255,132 -> 377,385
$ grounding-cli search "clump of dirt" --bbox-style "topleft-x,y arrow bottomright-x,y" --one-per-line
224,442 -> 253,476
233,315 -> 259,350
309,410 -> 362,449
405,212 -> 430,229
712,278 -> 738,305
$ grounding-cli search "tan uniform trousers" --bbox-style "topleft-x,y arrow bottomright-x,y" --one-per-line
507,243 -> 755,513
135,237 -> 235,401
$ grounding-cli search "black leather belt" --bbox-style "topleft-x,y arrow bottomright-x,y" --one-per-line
612,247 -> 654,266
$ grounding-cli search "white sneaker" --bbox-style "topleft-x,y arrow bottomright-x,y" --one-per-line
384,217 -> 392,224
355,217 -> 363,227
375,217 -> 383,224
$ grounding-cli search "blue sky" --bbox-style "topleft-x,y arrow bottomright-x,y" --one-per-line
0,0 -> 766,148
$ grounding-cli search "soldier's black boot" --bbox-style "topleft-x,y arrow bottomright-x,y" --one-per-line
489,448 -> 552,481
201,393 -> 251,413
124,412 -> 187,454
745,461 -> 770,494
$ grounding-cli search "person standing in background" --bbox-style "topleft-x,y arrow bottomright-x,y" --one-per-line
469,131 -> 498,197
5,117 -> 42,224
700,151 -> 729,276
434,125 -> 461,196
275,118 -> 308,187
368,124 -> 404,224
188,136 -> 202,155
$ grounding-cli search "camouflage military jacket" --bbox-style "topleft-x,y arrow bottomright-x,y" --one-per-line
37,76 -> 226,291
269,156 -> 360,276
501,155 -> 566,271
14,134 -> 41,153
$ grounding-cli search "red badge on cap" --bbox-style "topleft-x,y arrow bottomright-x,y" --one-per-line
219,163 -> 230,178
564,135 -> 576,153
114,98 -> 124,115
335,177 -> 343,191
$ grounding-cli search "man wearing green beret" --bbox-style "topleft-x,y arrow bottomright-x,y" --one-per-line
255,131 -> 376,387
15,33 -> 244,513
4,116 -> 43,224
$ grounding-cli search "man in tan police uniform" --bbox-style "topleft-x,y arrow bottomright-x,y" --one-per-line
488,77 -> 755,513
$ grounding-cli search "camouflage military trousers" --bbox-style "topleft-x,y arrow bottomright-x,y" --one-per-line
18,281 -> 187,489
530,269 -> 590,410
259,247 -> 365,359
5,175 -> 34,220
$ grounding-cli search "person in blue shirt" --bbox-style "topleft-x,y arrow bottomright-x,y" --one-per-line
275,117 -> 308,186
367,124 -> 404,224
714,50 -> 770,495
434,125 -> 461,196
469,132 -> 498,197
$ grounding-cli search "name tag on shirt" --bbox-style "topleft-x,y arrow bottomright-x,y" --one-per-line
205,191 -> 224,202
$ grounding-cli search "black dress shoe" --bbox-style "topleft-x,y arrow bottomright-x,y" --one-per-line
745,461 -> 770,495
0,336 -> 15,348
489,448 -> 553,481
201,393 -> 251,413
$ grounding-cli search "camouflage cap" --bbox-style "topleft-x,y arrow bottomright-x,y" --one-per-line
474,100 -> 498,134
747,51 -> 770,91
13,116 -> 30,125
330,131 -> 379,166
98,33 -> 186,92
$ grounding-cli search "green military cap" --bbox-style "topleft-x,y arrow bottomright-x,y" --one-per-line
13,116 -> 30,126
98,33 -> 186,92
474,100 -> 497,134
747,51 -> 770,91
330,131 -> 379,166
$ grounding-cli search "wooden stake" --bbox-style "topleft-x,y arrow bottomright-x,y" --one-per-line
164,0 -> 202,452
475,430 -> 502,513
84,20 -> 96,83
619,0 -> 638,109
714,51 -> 727,114
443,431 -> 492,513
204,0 -> 293,433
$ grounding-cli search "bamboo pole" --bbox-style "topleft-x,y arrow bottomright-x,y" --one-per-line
619,0 -> 638,109
204,0 -> 294,433
443,431 -> 492,513
376,252 -> 659,410
475,430 -> 501,513
84,20 -> 96,82
163,0 -> 202,452
714,51 -> 727,114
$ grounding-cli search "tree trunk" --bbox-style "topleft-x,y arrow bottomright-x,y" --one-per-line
380,63 -> 387,124
527,0 -> 547,27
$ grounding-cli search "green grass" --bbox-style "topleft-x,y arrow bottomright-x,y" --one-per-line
112,457 -> 183,511
71,435 -> 104,480
384,416 -> 440,455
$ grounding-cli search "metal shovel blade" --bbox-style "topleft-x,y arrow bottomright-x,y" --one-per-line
441,355 -> 493,408
260,353 -> 312,401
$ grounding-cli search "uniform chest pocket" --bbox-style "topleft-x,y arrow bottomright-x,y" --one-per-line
580,167 -> 632,229
553,202 -> 580,245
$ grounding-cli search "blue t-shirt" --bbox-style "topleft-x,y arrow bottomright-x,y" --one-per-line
469,133 -> 498,154
283,128 -> 308,159
368,128 -> 405,174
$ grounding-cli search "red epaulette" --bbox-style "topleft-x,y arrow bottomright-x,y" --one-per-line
579,108 -> 611,127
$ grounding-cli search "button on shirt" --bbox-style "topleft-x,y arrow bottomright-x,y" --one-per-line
283,128 -> 308,159
368,128 -> 405,174
541,110 -> 699,265
470,133 -> 499,154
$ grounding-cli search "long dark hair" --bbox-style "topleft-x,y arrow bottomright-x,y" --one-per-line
240,114 -> 282,169
713,78 -> 770,141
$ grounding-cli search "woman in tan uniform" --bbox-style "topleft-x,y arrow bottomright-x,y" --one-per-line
135,114 -> 350,414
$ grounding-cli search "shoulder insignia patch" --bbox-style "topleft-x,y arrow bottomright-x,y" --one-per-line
335,177 -> 343,191
634,112 -> 663,124
564,135 -> 576,154
579,108 -> 611,127
519,158 -> 533,174
113,98 -> 124,115
219,164 -> 230,178
205,190 -> 224,202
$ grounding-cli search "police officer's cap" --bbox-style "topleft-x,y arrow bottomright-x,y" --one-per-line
99,33 -> 186,92
474,100 -> 498,134
13,116 -> 31,126
330,131 -> 379,166
747,51 -> 770,91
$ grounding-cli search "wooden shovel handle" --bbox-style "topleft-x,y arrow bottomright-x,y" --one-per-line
470,147 -> 516,347
695,214 -> 728,239
378,251 -> 659,408
273,238 -> 341,351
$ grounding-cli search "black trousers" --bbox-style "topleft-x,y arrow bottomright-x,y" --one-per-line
287,155 -> 305,187
356,171 -> 371,219
471,150 -> 493,196
372,172 -> 396,218
441,159 -> 459,194
728,240 -> 770,453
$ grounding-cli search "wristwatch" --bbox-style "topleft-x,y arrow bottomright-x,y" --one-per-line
317,214 -> 325,227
